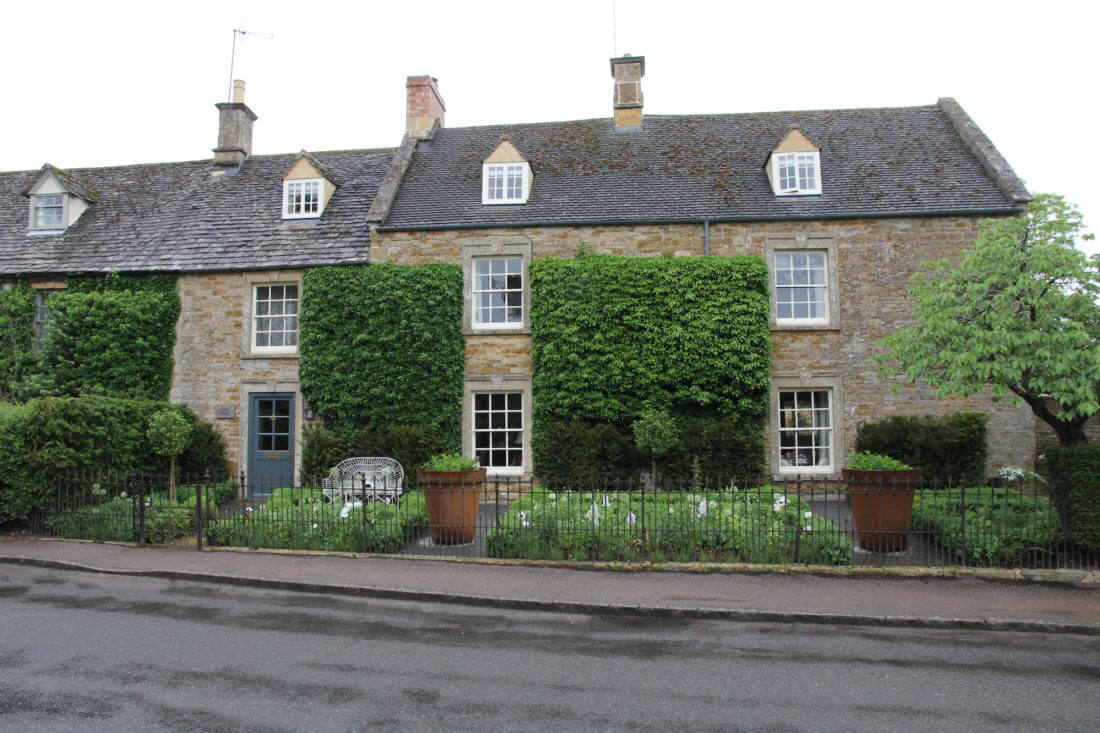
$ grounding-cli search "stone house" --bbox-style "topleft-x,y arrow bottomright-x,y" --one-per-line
367,57 -> 1035,481
0,81 -> 394,488
0,58 -> 1036,488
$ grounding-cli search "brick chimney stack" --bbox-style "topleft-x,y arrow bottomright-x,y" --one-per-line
213,79 -> 258,170
610,55 -> 645,129
406,75 -> 446,138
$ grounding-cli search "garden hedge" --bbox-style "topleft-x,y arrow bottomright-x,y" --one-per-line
0,395 -> 227,523
0,273 -> 180,402
1045,445 -> 1100,552
299,264 -> 464,449
854,412 -> 988,486
529,254 -> 770,478
0,283 -> 38,403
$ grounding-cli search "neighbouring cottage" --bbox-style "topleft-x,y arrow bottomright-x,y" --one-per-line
0,81 -> 393,488
0,58 -> 1037,490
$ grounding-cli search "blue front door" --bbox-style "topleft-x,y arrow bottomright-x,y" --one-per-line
247,393 -> 295,498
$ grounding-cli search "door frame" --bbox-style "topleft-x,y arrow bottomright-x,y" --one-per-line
246,392 -> 296,498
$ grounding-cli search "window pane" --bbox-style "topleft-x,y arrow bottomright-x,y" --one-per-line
273,435 -> 290,451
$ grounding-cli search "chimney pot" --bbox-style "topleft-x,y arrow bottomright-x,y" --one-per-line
213,79 -> 258,169
406,75 -> 446,138
610,55 -> 645,129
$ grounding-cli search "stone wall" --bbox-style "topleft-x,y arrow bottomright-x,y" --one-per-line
170,270 -> 306,480
372,216 -> 1035,476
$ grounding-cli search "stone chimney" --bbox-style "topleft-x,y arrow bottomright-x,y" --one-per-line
610,55 -> 645,129
406,75 -> 446,138
213,79 -> 258,169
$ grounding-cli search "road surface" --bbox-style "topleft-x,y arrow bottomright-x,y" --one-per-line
1,566 -> 1097,731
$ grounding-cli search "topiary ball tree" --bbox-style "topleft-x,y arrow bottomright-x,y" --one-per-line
632,409 -> 679,488
147,409 -> 192,501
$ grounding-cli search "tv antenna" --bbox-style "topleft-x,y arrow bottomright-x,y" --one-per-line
612,0 -> 618,56
227,28 -> 274,101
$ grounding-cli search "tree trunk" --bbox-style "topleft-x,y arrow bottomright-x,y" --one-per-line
1024,393 -> 1090,446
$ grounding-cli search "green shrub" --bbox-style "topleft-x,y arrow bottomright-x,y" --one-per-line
0,395 -> 227,523
855,413 -> 988,485
666,417 -> 767,485
486,487 -> 850,565
846,451 -> 913,471
299,264 -> 464,447
178,416 -> 230,481
529,254 -> 770,474
47,491 -> 217,543
208,488 -> 428,553
1045,446 -> 1100,552
42,289 -> 178,400
532,422 -> 642,485
911,487 -> 1063,566
0,283 -> 40,403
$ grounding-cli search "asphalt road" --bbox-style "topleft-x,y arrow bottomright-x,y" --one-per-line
1,566 -> 1098,732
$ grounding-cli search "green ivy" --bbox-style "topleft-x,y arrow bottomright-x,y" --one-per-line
299,263 -> 464,449
529,254 -> 771,473
0,283 -> 39,403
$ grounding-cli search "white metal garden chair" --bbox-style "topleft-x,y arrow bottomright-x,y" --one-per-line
321,457 -> 405,504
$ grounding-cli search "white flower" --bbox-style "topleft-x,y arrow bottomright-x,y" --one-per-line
669,507 -> 676,514
585,503 -> 600,527
804,525 -> 813,532
119,492 -> 128,499
803,510 -> 812,519
707,500 -> 717,510
521,519 -> 530,528
312,523 -> 318,529
627,512 -> 637,525
339,503 -> 352,518
517,511 -> 527,522
602,494 -> 611,507
696,499 -> 708,517
723,508 -> 733,517
547,492 -> 556,500
245,506 -> 253,512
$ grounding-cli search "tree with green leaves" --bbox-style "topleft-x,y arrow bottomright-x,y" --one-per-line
875,194 -> 1098,446
147,409 -> 192,501
632,409 -> 680,487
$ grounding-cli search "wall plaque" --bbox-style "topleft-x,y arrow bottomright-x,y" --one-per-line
214,405 -> 236,419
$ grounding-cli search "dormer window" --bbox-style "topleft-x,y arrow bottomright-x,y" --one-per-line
23,164 -> 95,232
481,139 -> 532,205
283,179 -> 322,219
483,163 -> 529,204
766,129 -> 822,197
773,152 -> 820,195
33,194 -> 65,229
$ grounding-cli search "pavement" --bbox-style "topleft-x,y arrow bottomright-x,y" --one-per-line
1,537 -> 1098,635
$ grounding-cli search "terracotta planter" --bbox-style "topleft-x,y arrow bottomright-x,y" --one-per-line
842,468 -> 923,552
417,468 -> 486,544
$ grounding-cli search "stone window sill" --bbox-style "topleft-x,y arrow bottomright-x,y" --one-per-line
771,325 -> 841,333
241,352 -> 299,361
464,328 -> 531,337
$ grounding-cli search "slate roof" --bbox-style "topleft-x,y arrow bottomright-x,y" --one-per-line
380,100 -> 1027,231
0,149 -> 393,276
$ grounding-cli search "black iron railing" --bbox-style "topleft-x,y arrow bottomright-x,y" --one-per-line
22,471 -> 1095,570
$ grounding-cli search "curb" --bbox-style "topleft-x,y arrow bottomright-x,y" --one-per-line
2,554 -> 1096,637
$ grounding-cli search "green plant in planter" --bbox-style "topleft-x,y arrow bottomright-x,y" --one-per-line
422,453 -> 479,472
147,409 -> 192,501
846,451 -> 912,471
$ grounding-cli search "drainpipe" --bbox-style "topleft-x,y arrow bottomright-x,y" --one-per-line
703,219 -> 711,256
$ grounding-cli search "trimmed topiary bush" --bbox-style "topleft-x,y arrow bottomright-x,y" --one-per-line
854,413 -> 988,486
530,422 -> 641,485
1045,445 -> 1100,552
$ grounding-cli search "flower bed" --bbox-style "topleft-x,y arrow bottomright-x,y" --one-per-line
207,488 -> 428,553
47,492 -> 216,542
910,487 -> 1063,566
486,488 -> 851,565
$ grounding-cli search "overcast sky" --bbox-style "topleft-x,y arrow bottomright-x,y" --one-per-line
2,0 -> 1095,253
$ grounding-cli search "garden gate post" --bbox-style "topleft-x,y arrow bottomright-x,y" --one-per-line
135,474 -> 147,547
794,474 -> 803,564
195,471 -> 207,551
361,474 -> 369,553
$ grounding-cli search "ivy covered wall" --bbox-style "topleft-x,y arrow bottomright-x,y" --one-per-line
529,254 -> 772,479
299,263 -> 465,449
0,273 -> 180,402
